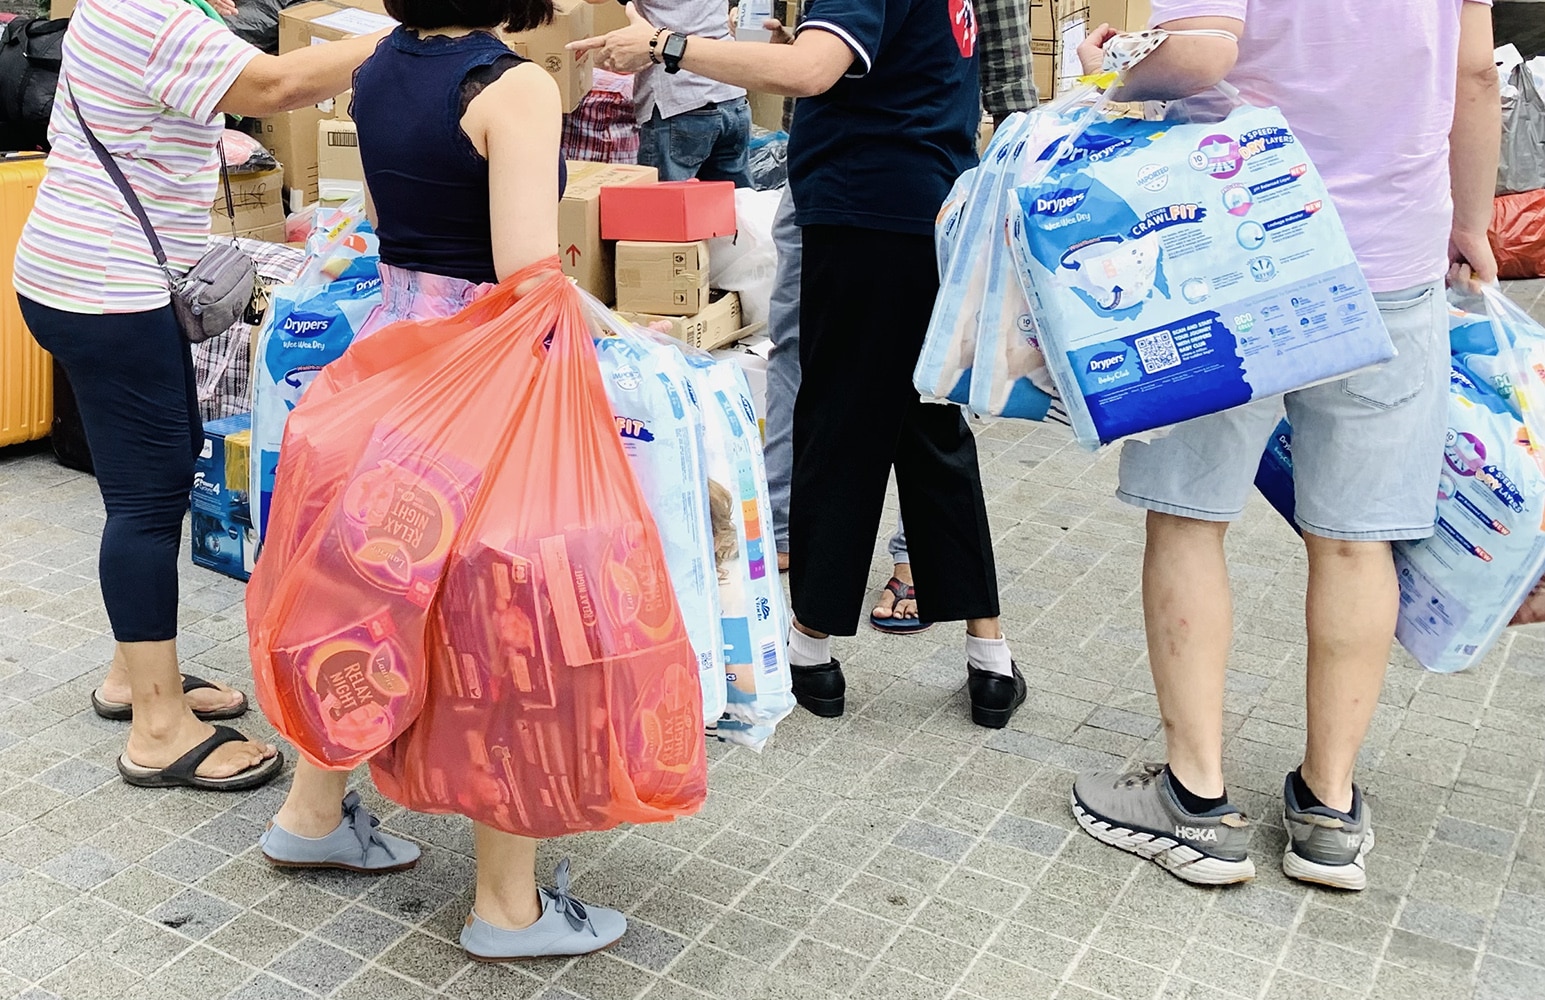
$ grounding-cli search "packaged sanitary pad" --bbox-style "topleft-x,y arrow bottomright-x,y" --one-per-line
595,328 -> 729,727
1011,105 -> 1394,449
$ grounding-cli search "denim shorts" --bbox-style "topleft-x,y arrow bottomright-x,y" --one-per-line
1115,281 -> 1449,542
638,97 -> 752,188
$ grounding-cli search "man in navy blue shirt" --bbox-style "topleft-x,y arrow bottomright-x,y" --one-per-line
574,0 -> 1026,730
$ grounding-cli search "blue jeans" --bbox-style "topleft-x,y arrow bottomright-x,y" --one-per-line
765,188 -> 909,563
638,98 -> 754,187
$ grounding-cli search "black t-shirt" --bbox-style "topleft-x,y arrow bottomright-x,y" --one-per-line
788,0 -> 982,236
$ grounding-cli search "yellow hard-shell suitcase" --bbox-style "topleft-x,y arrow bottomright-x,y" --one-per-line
0,154 -> 50,448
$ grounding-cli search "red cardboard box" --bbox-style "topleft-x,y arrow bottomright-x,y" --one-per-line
599,180 -> 738,242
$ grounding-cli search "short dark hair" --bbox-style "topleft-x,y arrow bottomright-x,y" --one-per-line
382,0 -> 554,33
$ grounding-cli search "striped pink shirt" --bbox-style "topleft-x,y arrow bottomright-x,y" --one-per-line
14,0 -> 258,314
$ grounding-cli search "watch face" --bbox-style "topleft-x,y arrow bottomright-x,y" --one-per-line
664,33 -> 687,59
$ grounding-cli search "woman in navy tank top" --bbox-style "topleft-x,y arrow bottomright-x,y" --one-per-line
254,0 -> 626,962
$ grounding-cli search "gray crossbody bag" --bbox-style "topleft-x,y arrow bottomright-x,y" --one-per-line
67,82 -> 255,344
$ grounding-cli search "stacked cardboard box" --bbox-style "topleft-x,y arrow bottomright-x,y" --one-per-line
560,161 -> 659,302
602,181 -> 745,350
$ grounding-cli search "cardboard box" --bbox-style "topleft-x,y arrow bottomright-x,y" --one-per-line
191,414 -> 258,583
279,1 -> 396,52
50,0 -> 74,17
253,107 -> 326,204
560,160 -> 659,302
619,292 -> 743,352
334,89 -> 354,122
1033,39 -> 1056,100
615,241 -> 711,315
212,168 -> 285,240
1031,0 -> 1052,40
600,181 -> 738,242
317,119 -> 364,203
748,91 -> 787,133
594,1 -> 630,34
503,0 -> 595,113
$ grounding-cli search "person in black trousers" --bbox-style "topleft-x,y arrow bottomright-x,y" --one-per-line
575,0 -> 1027,729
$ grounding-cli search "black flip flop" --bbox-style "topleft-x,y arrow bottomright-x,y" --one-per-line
117,726 -> 284,792
870,577 -> 933,635
92,674 -> 249,722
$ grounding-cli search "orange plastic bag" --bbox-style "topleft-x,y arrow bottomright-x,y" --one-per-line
247,258 -> 707,835
1492,189 -> 1545,280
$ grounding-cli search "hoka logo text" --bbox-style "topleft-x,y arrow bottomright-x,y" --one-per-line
1174,826 -> 1218,843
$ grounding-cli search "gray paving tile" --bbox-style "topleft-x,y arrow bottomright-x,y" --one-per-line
265,936 -> 361,995
149,887 -> 242,940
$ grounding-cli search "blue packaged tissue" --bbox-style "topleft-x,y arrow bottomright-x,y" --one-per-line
1011,106 -> 1394,449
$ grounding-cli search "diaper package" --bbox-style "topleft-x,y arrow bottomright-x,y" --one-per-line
251,273 -> 383,540
1011,105 -> 1395,449
679,353 -> 794,743
917,113 -> 1051,413
595,328 -> 729,727
1254,290 -> 1545,674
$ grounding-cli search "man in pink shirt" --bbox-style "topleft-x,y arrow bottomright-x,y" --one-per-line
1069,1 -> 1500,891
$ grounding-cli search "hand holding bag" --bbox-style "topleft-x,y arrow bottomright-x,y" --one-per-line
67,82 -> 255,343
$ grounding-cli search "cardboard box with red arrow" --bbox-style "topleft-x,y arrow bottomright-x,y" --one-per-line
558,161 -> 660,304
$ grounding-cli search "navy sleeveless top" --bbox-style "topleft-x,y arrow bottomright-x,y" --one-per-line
351,29 -> 567,285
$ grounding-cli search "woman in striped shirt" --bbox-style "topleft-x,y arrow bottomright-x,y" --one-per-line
13,0 -> 386,791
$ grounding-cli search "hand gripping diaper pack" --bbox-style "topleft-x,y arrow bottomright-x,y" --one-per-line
678,352 -> 794,744
1010,103 -> 1395,449
593,320 -> 729,728
1254,288 -> 1545,674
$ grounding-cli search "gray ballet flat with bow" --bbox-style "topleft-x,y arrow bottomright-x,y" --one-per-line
260,791 -> 421,873
461,860 -> 626,961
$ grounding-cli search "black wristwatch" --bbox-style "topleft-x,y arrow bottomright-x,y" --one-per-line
661,32 -> 688,74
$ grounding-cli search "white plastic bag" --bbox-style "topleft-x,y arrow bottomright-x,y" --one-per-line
708,187 -> 780,328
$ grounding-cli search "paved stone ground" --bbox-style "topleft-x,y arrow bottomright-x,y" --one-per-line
1,281 -> 1544,1000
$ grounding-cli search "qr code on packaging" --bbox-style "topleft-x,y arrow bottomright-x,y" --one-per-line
1135,331 -> 1182,374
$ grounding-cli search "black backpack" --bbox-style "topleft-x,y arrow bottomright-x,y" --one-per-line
0,17 -> 66,152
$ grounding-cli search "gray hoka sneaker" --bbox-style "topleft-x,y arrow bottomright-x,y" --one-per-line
1072,764 -> 1256,885
1282,774 -> 1374,891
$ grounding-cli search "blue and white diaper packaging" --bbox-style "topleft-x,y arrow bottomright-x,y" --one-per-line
251,274 -> 382,542
1010,105 -> 1395,449
917,113 -> 1032,409
1254,291 -> 1545,674
595,327 -> 729,727
678,353 -> 794,745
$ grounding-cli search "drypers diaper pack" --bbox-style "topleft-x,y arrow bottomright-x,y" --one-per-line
1011,106 -> 1394,449
1254,291 -> 1545,674
252,274 -> 383,540
595,328 -> 729,727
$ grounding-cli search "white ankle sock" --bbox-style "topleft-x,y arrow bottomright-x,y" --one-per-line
966,635 -> 1013,676
788,626 -> 831,667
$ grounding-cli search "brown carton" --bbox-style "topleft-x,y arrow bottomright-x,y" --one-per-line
618,292 -> 743,352
560,161 -> 659,302
253,107 -> 327,205
615,241 -> 711,316
503,0 -> 595,114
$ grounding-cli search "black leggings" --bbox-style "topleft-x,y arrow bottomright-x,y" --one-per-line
19,298 -> 200,643
789,225 -> 1001,635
